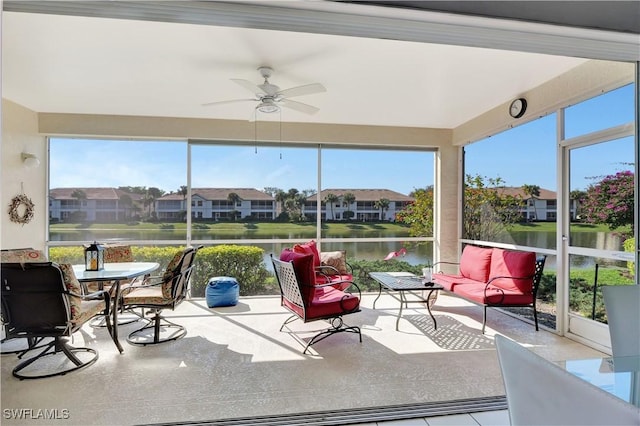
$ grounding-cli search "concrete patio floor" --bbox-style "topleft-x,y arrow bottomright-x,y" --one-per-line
1,292 -> 606,425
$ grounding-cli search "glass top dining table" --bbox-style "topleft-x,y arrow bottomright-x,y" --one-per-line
558,355 -> 640,407
72,262 -> 160,353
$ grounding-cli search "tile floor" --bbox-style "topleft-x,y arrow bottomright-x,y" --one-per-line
1,292 -> 606,425
370,409 -> 510,425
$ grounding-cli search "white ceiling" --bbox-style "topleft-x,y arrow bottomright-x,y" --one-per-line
2,8 -> 590,129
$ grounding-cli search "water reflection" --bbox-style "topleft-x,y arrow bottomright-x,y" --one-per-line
50,229 -> 627,270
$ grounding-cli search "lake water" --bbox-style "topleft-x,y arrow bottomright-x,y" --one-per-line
50,228 -> 628,271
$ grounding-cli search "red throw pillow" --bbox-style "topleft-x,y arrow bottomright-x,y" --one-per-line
292,240 -> 321,268
490,248 -> 536,293
459,245 -> 493,282
279,249 -> 316,299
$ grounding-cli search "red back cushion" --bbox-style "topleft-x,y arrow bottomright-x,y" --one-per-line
459,245 -> 493,282
293,240 -> 321,268
489,248 -> 536,293
280,249 -> 316,300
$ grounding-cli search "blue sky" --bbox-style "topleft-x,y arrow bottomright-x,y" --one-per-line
50,85 -> 634,195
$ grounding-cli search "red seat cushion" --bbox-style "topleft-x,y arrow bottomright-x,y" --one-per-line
315,273 -> 353,291
432,274 -> 482,291
293,240 -> 321,268
459,245 -> 493,282
282,286 -> 359,320
454,284 -> 534,305
489,248 -> 536,293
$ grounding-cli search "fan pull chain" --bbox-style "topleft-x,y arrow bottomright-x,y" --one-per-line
279,109 -> 282,160
254,108 -> 258,154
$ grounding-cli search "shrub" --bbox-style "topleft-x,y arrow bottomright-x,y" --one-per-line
582,170 -> 634,233
623,237 -> 635,277
49,244 -> 272,298
191,245 -> 271,297
349,258 -> 429,292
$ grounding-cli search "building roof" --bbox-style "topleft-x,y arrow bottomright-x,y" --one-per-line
159,188 -> 274,201
495,187 -> 556,200
315,189 -> 414,202
49,187 -> 142,201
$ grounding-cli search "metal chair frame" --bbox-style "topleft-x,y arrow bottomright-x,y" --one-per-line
123,246 -> 200,346
271,255 -> 362,354
1,262 -> 112,380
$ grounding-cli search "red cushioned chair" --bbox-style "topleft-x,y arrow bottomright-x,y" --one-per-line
271,251 -> 362,354
292,240 -> 354,291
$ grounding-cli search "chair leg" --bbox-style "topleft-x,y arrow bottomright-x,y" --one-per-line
12,337 -> 98,380
532,304 -> 539,331
127,310 -> 186,346
1,336 -> 48,356
279,314 -> 299,332
482,306 -> 487,334
300,317 -> 362,354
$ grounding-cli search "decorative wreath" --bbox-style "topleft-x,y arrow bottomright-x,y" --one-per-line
8,194 -> 35,225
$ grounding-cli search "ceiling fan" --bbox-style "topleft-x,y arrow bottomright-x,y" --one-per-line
202,66 -> 326,117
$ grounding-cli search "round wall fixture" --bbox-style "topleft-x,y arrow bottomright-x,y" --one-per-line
509,98 -> 527,118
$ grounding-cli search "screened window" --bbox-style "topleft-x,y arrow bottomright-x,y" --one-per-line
49,138 -> 187,241
464,114 -> 557,248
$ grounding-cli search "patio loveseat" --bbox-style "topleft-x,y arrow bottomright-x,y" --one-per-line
432,245 -> 546,333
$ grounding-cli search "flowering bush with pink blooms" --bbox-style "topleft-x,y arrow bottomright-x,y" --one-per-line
581,170 -> 634,235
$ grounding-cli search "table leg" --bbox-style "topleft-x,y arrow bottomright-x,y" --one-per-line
111,279 -> 124,353
373,283 -> 383,309
425,289 -> 438,330
396,291 -> 406,331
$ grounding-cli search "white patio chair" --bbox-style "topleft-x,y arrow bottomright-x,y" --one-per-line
495,335 -> 640,425
603,285 -> 640,358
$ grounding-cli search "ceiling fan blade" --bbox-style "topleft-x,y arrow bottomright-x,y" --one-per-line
277,83 -> 326,99
201,99 -> 255,107
280,99 -> 320,115
231,78 -> 266,95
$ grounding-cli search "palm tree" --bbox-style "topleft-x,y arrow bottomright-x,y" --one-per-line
70,189 -> 86,208
227,192 -> 241,205
521,184 -> 541,221
70,189 -> 87,222
342,192 -> 356,220
227,192 -> 242,220
294,192 -> 307,220
142,193 -> 155,217
119,194 -> 133,221
175,185 -> 188,220
147,187 -> 164,215
274,189 -> 287,216
374,198 -> 390,221
324,193 -> 339,220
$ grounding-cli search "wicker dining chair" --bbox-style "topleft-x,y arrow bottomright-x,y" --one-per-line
122,246 -> 201,346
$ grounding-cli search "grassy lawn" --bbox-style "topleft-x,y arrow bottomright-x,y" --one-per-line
50,221 -> 412,238
511,222 -> 632,233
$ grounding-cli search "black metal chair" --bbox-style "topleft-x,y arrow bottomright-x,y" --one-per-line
1,262 -> 113,380
122,246 -> 201,346
1,248 -> 50,355
271,253 -> 362,354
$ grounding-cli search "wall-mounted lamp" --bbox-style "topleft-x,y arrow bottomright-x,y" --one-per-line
21,152 -> 40,169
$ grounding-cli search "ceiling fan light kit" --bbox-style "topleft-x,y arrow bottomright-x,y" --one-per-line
203,66 -> 325,119
257,99 -> 280,113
